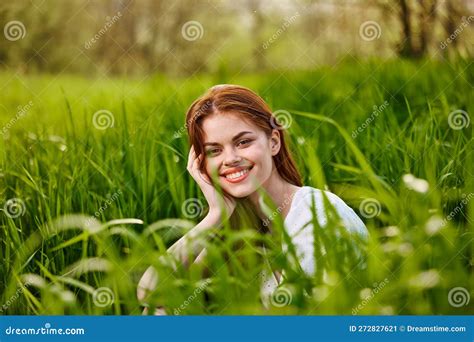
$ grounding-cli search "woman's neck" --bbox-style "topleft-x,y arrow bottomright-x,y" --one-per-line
248,167 -> 301,222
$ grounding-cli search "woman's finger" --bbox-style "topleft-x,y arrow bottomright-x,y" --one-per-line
192,153 -> 200,172
187,145 -> 196,170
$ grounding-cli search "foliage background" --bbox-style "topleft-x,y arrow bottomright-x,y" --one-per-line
0,0 -> 472,315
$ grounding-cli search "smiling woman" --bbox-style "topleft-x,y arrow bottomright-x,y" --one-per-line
137,84 -> 369,313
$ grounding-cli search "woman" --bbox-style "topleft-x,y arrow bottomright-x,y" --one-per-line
137,84 -> 368,313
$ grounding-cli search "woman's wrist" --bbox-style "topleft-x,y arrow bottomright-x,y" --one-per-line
205,209 -> 225,225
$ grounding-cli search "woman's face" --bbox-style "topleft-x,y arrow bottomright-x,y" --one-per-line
201,112 -> 280,198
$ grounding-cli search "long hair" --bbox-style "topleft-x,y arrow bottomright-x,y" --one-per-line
185,85 -> 301,270
186,84 -> 302,232
185,84 -> 302,187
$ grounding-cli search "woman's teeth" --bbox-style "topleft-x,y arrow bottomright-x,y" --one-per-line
225,168 -> 250,180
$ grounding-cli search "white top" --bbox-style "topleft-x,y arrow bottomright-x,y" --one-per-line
260,186 -> 368,306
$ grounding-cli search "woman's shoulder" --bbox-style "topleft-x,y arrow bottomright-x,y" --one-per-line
287,186 -> 368,237
291,186 -> 351,211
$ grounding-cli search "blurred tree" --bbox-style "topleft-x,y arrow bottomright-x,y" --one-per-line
441,0 -> 471,58
378,0 -> 472,58
247,0 -> 267,70
418,0 -> 439,57
0,0 -> 471,76
389,0 -> 439,57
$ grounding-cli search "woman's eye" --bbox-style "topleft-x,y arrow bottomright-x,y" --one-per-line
205,148 -> 220,156
237,139 -> 251,147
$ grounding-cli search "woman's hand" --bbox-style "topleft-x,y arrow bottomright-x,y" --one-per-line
187,145 -> 236,221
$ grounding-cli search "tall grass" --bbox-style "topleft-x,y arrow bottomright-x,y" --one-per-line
0,58 -> 472,314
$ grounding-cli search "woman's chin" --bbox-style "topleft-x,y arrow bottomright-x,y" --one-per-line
222,183 -> 256,199
219,172 -> 261,198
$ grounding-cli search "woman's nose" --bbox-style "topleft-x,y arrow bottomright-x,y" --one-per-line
223,148 -> 242,166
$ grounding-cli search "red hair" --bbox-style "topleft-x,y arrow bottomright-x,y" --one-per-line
185,84 -> 302,187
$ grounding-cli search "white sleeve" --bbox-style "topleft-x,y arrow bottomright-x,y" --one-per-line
324,191 -> 369,240
284,190 -> 369,276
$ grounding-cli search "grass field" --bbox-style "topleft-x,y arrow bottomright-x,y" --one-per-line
0,58 -> 473,315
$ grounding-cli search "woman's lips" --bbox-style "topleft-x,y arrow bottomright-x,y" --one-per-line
221,165 -> 253,184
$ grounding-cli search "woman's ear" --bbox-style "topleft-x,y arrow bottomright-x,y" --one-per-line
270,129 -> 281,156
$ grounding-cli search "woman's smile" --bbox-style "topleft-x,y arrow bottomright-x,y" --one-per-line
220,165 -> 254,183
200,112 -> 277,198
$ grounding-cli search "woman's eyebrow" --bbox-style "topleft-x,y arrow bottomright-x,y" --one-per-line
204,131 -> 253,146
